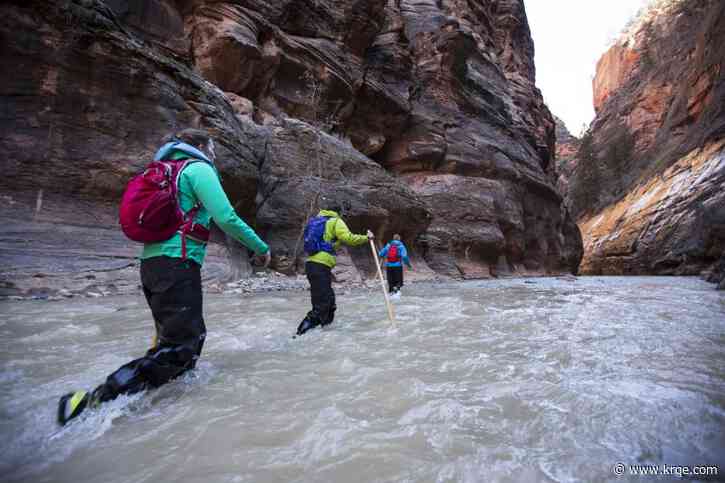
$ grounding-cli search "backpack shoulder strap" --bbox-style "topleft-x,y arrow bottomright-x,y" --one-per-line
175,159 -> 211,259
173,157 -> 203,179
172,159 -> 206,218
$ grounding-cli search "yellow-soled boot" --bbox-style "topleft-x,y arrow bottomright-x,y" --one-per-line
57,390 -> 90,426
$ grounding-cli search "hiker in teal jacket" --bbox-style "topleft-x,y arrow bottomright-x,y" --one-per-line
296,201 -> 373,336
379,234 -> 412,294
58,128 -> 270,425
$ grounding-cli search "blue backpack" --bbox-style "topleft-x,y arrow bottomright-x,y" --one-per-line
303,216 -> 336,255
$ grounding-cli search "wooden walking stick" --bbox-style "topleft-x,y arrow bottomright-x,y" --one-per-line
369,236 -> 395,325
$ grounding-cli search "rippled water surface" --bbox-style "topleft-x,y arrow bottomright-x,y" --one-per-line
1,277 -> 724,482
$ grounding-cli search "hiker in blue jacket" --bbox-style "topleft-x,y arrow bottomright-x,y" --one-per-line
379,234 -> 412,294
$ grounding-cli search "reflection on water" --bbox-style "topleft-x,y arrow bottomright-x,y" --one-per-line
1,277 -> 724,482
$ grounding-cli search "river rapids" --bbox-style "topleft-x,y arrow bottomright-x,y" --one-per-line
1,276 -> 724,482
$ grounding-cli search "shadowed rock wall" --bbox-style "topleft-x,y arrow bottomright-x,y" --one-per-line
0,0 -> 581,297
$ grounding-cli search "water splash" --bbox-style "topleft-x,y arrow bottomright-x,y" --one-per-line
1,277 -> 724,482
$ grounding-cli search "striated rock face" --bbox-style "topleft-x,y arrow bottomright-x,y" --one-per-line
578,141 -> 725,276
256,118 -> 431,275
181,0 -> 581,277
0,0 -> 266,297
0,0 -> 581,297
554,117 -> 580,200
564,0 -> 725,287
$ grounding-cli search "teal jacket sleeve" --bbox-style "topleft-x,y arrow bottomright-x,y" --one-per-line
186,163 -> 269,254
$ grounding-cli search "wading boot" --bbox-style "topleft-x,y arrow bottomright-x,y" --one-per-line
57,391 -> 91,426
295,317 -> 320,337
57,385 -> 109,426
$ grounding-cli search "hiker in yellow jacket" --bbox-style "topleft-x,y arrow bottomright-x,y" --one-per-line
296,200 -> 373,336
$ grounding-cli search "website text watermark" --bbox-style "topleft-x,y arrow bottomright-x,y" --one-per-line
612,462 -> 720,477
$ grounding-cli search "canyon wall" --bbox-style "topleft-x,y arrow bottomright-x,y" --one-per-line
554,117 -> 580,200
0,0 -> 581,297
563,0 -> 724,286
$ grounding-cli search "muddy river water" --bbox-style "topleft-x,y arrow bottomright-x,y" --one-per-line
1,276 -> 724,482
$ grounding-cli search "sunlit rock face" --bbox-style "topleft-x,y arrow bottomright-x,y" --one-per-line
563,0 -> 725,286
578,142 -> 725,277
0,0 -> 581,297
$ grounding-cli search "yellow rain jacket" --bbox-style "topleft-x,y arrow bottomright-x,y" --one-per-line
306,210 -> 368,268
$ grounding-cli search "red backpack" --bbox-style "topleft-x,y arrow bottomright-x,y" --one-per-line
119,159 -> 210,258
387,243 -> 400,263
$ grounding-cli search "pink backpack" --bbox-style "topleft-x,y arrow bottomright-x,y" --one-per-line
119,159 -> 210,258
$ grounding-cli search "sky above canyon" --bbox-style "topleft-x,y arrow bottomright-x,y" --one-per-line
525,0 -> 650,135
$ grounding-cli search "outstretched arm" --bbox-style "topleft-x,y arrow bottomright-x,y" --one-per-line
186,163 -> 269,254
334,218 -> 368,247
401,243 -> 413,269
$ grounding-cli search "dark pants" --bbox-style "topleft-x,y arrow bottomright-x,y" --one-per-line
296,261 -> 336,336
93,256 -> 206,402
387,265 -> 404,293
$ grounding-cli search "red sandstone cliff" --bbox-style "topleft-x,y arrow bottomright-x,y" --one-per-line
0,0 -> 582,297
563,0 -> 725,286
